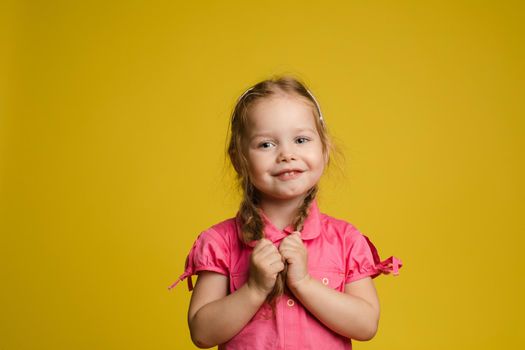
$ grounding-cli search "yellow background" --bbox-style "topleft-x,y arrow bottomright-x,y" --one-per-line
2,0 -> 524,349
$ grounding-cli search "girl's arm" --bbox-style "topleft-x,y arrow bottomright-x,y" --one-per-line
188,238 -> 284,348
187,271 -> 266,348
279,232 -> 380,341
291,275 -> 380,341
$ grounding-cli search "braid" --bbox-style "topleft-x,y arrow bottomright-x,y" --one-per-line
239,181 -> 264,243
292,186 -> 318,232
266,186 -> 319,307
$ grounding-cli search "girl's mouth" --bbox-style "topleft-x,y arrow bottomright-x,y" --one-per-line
275,170 -> 303,180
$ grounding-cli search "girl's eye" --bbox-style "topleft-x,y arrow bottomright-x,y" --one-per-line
258,141 -> 274,149
296,137 -> 310,144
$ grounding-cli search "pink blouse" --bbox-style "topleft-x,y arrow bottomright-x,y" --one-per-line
169,201 -> 402,350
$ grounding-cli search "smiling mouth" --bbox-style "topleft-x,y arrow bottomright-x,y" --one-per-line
274,170 -> 304,180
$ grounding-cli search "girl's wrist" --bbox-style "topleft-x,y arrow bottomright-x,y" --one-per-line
245,281 -> 270,304
288,273 -> 313,295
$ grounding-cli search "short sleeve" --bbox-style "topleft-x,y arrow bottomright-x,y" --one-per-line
168,228 -> 229,291
345,227 -> 403,284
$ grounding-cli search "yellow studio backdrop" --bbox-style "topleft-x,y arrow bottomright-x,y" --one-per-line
2,0 -> 524,349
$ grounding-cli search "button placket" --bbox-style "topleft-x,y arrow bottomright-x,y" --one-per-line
282,294 -> 299,349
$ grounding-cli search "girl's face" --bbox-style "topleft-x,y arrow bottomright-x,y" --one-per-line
243,93 -> 326,203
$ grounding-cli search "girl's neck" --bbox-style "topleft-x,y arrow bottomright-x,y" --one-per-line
259,196 -> 306,231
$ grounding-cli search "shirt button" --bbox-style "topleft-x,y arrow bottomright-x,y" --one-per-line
287,298 -> 295,307
322,277 -> 329,285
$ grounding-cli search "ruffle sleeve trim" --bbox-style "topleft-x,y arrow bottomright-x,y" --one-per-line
168,245 -> 196,291
168,266 -> 228,291
365,235 -> 402,276
346,234 -> 403,283
167,229 -> 229,292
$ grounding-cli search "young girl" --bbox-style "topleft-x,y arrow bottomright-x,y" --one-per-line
168,75 -> 402,349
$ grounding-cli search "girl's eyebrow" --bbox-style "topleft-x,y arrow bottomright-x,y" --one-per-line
250,132 -> 273,139
294,127 -> 317,134
250,127 -> 317,140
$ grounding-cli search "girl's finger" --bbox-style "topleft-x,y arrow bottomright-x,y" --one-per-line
279,247 -> 299,260
283,233 -> 303,246
254,240 -> 276,255
257,243 -> 280,259
279,239 -> 302,252
266,254 -> 284,266
269,260 -> 285,273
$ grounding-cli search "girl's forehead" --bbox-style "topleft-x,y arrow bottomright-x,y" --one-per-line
251,93 -> 312,110
247,94 -> 316,126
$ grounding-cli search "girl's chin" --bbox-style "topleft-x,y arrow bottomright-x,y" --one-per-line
260,191 -> 310,202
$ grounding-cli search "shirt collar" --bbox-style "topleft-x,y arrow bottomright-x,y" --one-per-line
236,200 -> 322,247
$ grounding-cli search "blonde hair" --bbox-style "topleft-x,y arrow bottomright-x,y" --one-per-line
227,75 -> 333,306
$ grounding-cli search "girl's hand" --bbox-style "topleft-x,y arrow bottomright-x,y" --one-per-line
247,238 -> 285,298
279,231 -> 310,291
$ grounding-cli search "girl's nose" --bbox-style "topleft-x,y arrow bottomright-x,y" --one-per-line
277,142 -> 297,162
278,152 -> 296,162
